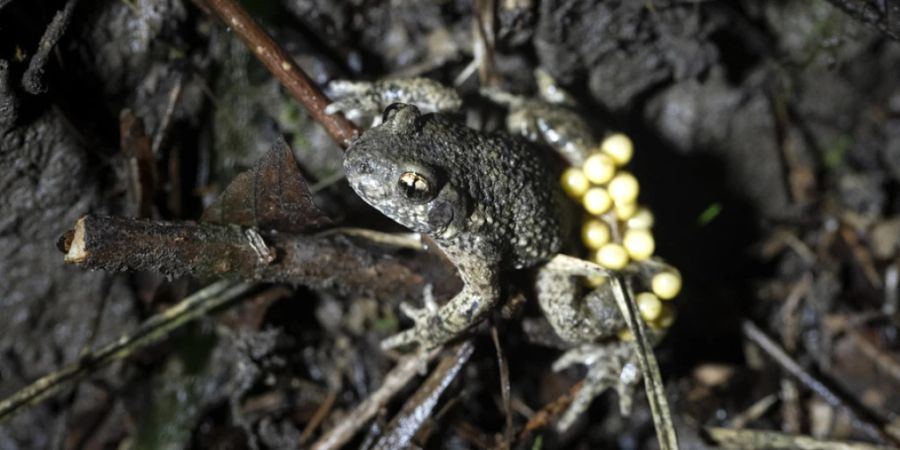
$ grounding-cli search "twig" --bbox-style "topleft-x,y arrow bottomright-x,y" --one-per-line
491,326 -> 513,449
704,427 -> 898,450
300,390 -> 338,444
60,215 -> 426,301
151,73 -> 185,155
193,0 -> 358,148
609,275 -> 680,450
741,320 -> 900,445
0,281 -> 252,422
371,341 -> 474,450
310,347 -> 443,450
22,0 -> 78,94
725,394 -> 779,430
840,224 -> 882,289
519,381 -> 583,437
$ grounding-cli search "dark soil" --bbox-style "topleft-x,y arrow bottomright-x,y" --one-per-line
2,0 -> 899,449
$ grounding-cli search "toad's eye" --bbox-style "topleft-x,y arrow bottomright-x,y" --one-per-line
398,171 -> 436,203
382,103 -> 405,123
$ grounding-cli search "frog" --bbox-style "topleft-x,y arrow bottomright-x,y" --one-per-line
325,77 -> 462,125
330,76 -> 642,430
480,68 -> 598,167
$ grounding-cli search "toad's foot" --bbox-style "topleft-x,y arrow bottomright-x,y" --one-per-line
325,78 -> 462,124
382,265 -> 500,352
381,285 -> 442,350
553,341 -> 641,431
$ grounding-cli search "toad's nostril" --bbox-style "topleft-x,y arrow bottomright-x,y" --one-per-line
356,160 -> 373,174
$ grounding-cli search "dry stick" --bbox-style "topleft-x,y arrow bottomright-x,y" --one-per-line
22,0 -> 78,94
300,390 -> 338,444
704,427 -> 898,450
741,320 -> 900,446
371,341 -> 475,450
491,326 -> 513,449
0,281 -> 251,423
608,275 -> 679,450
310,347 -> 443,450
193,0 -> 358,149
63,215 -> 425,301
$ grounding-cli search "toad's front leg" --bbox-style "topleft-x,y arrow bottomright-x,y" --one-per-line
382,261 -> 500,351
325,78 -> 462,123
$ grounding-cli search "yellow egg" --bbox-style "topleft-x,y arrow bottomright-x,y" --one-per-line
584,275 -> 608,288
595,243 -> 629,270
608,172 -> 639,204
636,292 -> 662,321
581,219 -> 611,249
650,304 -> 676,329
615,201 -> 637,220
618,328 -> 635,341
582,153 -> 616,184
623,229 -> 655,260
561,167 -> 589,198
627,207 -> 654,229
651,271 -> 682,300
601,133 -> 633,166
582,187 -> 612,215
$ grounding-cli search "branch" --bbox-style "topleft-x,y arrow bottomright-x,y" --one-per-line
193,0 -> 359,148
61,215 -> 426,301
704,427 -> 898,450
742,320 -> 900,446
0,281 -> 253,423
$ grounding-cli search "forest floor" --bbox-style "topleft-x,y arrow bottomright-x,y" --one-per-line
1,0 -> 900,449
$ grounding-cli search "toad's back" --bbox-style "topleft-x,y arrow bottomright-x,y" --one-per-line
412,114 -> 569,268
343,105 -> 569,270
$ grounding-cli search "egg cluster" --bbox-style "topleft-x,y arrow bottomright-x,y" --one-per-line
560,133 -> 681,332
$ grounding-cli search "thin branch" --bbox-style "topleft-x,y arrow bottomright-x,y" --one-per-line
22,0 -> 78,94
0,281 -> 252,422
491,325 -> 513,449
60,215 -> 426,301
704,427 -> 898,450
609,275 -> 680,450
310,346 -> 444,450
371,341 -> 475,450
192,0 -> 359,148
741,320 -> 900,446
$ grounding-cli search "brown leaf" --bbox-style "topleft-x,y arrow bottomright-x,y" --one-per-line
202,138 -> 332,232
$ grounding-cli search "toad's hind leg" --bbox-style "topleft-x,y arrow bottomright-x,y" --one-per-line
535,265 -> 624,344
535,264 -> 639,431
553,342 -> 640,431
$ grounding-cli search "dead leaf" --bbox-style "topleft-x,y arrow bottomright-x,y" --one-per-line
202,138 -> 332,233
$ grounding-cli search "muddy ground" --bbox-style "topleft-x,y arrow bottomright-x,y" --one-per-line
1,0 -> 900,449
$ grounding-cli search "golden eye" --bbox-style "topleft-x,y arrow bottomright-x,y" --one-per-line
398,171 -> 435,203
382,103 -> 405,123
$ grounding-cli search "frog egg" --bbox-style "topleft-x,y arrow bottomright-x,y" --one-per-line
601,133 -> 633,166
595,243 -> 629,270
608,172 -> 639,205
584,275 -> 608,288
582,187 -> 612,215
614,201 -> 637,220
623,229 -> 655,260
627,207 -> 654,229
582,153 -> 616,184
561,167 -> 590,198
650,304 -> 676,329
651,271 -> 682,300
581,219 -> 611,249
636,292 -> 662,321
